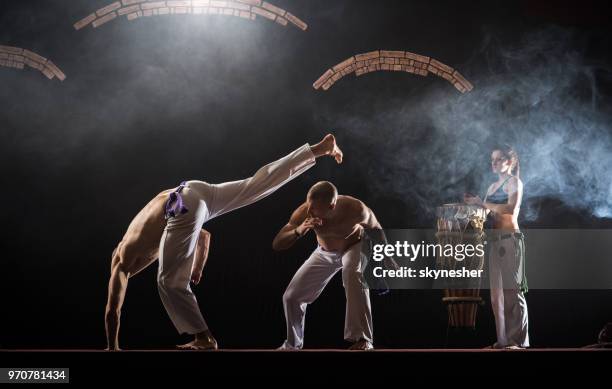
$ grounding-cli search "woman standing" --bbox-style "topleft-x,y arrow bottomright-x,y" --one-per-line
465,145 -> 529,349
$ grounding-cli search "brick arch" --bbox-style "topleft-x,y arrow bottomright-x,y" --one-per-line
74,1 -> 307,31
314,50 -> 473,93
0,45 -> 66,81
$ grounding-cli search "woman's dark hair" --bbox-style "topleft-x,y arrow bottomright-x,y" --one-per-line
493,144 -> 520,178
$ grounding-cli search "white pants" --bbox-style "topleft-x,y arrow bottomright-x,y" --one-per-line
158,144 -> 316,334
489,235 -> 529,347
281,243 -> 373,349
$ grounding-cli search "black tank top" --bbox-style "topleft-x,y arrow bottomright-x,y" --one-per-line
486,177 -> 513,204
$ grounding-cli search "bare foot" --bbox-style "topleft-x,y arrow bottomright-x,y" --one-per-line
177,336 -> 218,351
104,347 -> 122,352
348,339 -> 373,350
311,134 -> 343,164
177,340 -> 196,350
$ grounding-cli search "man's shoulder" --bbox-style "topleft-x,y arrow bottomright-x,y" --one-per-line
338,195 -> 366,212
338,195 -> 362,204
290,202 -> 308,218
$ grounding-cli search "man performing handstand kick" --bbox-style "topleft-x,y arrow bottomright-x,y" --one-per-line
114,134 -> 343,351
272,181 -> 383,350
105,193 -> 211,351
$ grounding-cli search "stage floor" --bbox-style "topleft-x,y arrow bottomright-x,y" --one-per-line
2,348 -> 610,352
1,348 -> 609,380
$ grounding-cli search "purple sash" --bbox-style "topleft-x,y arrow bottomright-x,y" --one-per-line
164,181 -> 189,219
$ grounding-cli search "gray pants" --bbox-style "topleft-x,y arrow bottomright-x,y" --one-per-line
489,233 -> 529,348
281,242 -> 373,349
158,144 -> 316,334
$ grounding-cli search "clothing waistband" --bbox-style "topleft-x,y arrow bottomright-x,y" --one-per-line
164,181 -> 189,219
487,231 -> 523,242
318,239 -> 362,255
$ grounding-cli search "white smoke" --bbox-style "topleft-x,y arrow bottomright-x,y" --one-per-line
322,27 -> 612,222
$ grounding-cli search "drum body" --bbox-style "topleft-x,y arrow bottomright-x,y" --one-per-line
435,203 -> 486,328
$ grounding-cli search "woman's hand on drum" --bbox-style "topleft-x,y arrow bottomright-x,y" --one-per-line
464,193 -> 483,206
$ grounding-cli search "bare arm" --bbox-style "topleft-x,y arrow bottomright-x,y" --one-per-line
272,203 -> 319,251
105,247 -> 128,351
478,183 -> 494,217
356,200 -> 398,270
357,201 -> 383,230
357,201 -> 387,243
191,229 -> 211,285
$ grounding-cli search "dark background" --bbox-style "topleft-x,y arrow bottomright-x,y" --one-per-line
1,0 -> 611,349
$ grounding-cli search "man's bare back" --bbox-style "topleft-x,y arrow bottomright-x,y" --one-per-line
114,190 -> 170,275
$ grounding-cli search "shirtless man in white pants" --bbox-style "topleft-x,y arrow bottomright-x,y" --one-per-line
108,134 -> 343,351
105,191 -> 211,351
273,181 -> 383,350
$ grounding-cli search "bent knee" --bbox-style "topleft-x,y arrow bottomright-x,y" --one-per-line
105,306 -> 121,319
283,288 -> 304,306
157,275 -> 187,292
282,289 -> 294,304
